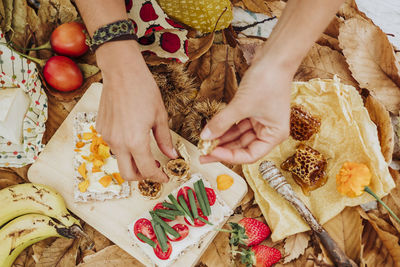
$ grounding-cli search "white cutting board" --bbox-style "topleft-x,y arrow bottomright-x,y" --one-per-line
28,83 -> 248,266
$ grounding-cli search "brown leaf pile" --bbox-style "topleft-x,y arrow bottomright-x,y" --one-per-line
3,0 -> 400,266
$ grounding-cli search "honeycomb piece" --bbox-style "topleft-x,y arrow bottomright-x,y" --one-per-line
281,144 -> 327,195
290,105 -> 321,141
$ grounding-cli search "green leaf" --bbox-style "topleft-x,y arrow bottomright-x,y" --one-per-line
77,63 -> 100,79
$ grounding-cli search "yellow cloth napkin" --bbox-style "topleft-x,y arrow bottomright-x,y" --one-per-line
157,0 -> 233,33
243,77 -> 395,242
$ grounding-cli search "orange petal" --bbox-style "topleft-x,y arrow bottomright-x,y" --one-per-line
76,141 -> 85,148
112,172 -> 125,185
99,175 -> 112,187
78,162 -> 87,179
78,179 -> 90,192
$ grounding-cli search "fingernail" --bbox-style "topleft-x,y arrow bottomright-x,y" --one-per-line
200,127 -> 212,140
172,148 -> 179,158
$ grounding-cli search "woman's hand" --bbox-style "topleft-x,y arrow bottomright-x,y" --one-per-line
96,40 -> 178,182
199,50 -> 295,165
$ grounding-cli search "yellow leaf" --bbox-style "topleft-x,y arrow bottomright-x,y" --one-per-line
283,232 -> 310,263
339,18 -> 400,113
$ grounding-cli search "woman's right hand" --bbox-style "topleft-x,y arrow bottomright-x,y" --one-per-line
95,40 -> 178,182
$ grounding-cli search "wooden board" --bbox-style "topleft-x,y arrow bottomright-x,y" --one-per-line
28,83 -> 248,266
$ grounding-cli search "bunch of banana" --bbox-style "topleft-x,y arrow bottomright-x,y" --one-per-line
0,183 -> 84,267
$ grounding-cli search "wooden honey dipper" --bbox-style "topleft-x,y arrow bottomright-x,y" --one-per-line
259,161 -> 353,267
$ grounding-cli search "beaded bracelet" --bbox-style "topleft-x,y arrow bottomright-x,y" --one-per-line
87,19 -> 138,52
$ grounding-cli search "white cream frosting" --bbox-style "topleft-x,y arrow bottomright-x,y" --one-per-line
128,174 -> 232,267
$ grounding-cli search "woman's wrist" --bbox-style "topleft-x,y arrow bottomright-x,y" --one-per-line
96,40 -> 143,72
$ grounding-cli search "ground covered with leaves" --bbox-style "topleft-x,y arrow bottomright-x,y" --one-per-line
1,0 -> 400,266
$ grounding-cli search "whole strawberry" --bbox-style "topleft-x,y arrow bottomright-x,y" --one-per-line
240,245 -> 281,267
228,218 -> 271,246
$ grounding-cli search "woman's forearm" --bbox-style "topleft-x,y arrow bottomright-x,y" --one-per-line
257,0 -> 345,70
75,0 -> 128,36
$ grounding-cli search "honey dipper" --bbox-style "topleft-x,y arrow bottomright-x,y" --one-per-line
259,161 -> 353,267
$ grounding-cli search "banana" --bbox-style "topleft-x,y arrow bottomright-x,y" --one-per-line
0,214 -> 80,267
0,183 -> 79,228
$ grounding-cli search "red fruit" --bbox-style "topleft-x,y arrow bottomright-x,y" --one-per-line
125,0 -> 133,12
140,2 -> 158,22
184,208 -> 207,227
229,218 -> 271,246
43,56 -> 83,92
153,239 -> 172,260
205,187 -> 216,206
167,224 -> 189,242
50,22 -> 88,57
153,202 -> 172,222
133,218 -> 156,242
240,245 -> 281,267
160,32 -> 180,53
177,186 -> 197,206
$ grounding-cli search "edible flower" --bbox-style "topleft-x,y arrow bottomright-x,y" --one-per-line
336,162 -> 400,224
336,162 -> 371,197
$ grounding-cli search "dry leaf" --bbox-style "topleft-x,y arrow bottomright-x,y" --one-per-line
187,33 -> 215,61
57,238 -> 80,267
294,43 -> 358,87
36,238 -> 74,267
243,204 -> 263,219
359,208 -> 400,265
0,168 -> 25,187
82,224 -> 113,252
316,33 -> 341,52
10,0 -> 30,48
283,232 -> 310,263
381,168 -> 400,233
233,0 -> 273,16
338,0 -> 372,22
0,1 -> 5,30
78,245 -> 143,267
324,16 -> 344,39
32,238 -> 58,263
339,18 -> 400,113
275,246 -> 317,267
236,37 -> 264,65
198,230 -> 233,267
3,0 -> 13,33
360,217 -> 396,266
323,207 -> 363,263
364,95 -> 394,163
12,246 -> 36,267
78,64 -> 100,79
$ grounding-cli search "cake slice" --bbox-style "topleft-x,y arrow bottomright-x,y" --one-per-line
73,112 -> 130,202
128,173 -> 232,267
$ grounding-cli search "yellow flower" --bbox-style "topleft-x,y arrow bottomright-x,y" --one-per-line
336,162 -> 371,197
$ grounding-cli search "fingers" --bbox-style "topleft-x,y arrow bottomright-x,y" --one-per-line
130,135 -> 169,183
218,119 -> 252,145
220,129 -> 256,149
153,114 -> 178,159
204,140 -> 275,164
200,103 -> 244,140
115,151 -> 143,181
